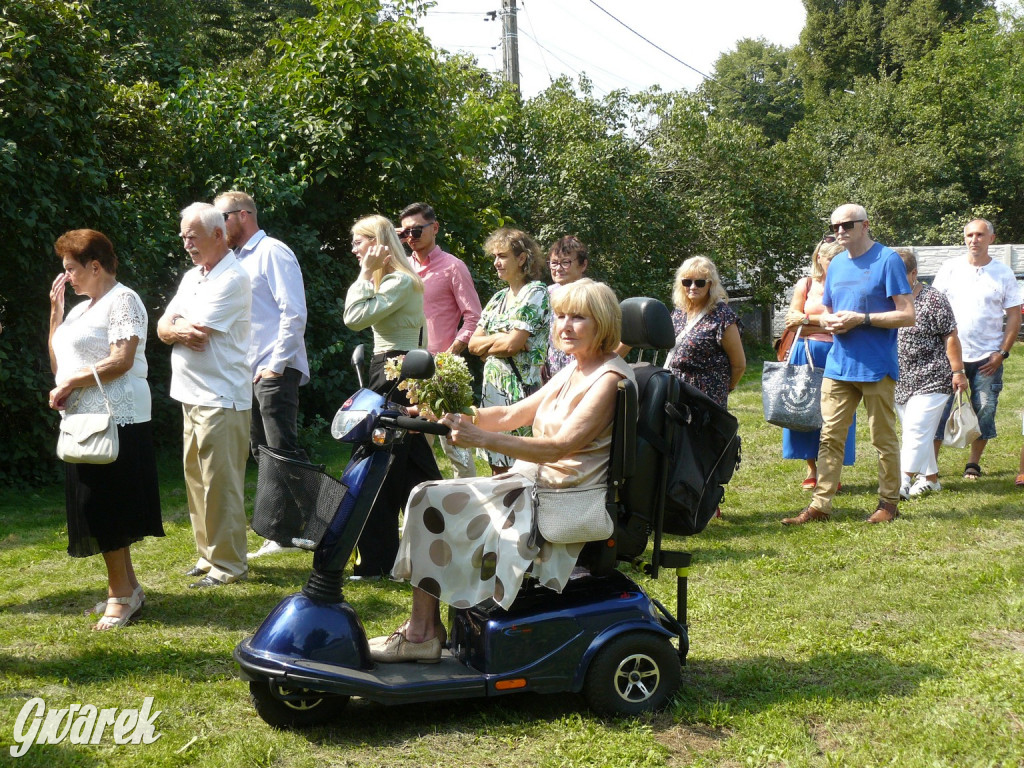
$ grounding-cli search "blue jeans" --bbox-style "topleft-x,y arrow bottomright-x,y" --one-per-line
935,361 -> 1003,442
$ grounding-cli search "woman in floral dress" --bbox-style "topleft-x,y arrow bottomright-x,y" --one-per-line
469,228 -> 550,474
666,255 -> 745,408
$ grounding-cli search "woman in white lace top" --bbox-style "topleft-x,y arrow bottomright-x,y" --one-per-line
47,230 -> 164,631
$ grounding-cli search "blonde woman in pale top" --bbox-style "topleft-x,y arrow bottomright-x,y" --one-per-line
782,238 -> 856,489
369,279 -> 633,663
343,215 -> 440,579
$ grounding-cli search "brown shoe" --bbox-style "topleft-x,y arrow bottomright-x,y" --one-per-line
867,500 -> 899,524
781,506 -> 830,525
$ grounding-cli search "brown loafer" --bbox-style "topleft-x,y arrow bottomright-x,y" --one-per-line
369,631 -> 441,664
867,500 -> 899,524
781,506 -> 830,525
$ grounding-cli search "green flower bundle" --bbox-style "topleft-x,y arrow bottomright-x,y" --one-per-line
384,352 -> 475,420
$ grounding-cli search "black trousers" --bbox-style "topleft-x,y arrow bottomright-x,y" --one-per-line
354,351 -> 442,576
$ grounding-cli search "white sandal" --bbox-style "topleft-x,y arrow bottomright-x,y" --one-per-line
92,590 -> 143,631
87,584 -> 144,616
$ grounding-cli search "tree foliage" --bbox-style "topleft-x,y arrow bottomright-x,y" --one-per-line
797,0 -> 993,101
2,0 -> 1023,484
701,38 -> 805,144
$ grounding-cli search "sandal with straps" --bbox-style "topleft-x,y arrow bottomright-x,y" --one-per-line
87,584 -> 144,617
963,463 -> 982,480
92,590 -> 143,631
1015,473 -> 1024,488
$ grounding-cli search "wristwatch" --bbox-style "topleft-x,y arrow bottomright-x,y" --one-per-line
861,312 -> 871,327
801,314 -> 810,326
1000,349 -> 1010,359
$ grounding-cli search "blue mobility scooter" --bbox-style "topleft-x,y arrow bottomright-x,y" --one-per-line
235,297 -> 697,727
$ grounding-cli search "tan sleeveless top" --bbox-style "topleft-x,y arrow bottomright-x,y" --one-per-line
511,354 -> 635,489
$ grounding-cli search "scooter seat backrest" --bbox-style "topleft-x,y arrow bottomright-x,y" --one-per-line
620,296 -> 677,350
581,298 -> 676,569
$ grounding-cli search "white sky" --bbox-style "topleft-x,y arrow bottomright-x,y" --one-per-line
417,0 -> 808,98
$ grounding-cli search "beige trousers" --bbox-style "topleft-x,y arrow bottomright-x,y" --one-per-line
811,376 -> 901,513
182,404 -> 251,582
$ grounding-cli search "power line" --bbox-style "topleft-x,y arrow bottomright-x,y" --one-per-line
585,0 -> 719,85
520,2 -> 553,86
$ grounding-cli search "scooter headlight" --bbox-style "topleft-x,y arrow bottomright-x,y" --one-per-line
331,408 -> 370,439
372,427 -> 388,446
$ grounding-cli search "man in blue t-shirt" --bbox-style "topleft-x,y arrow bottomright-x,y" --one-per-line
783,204 -> 915,525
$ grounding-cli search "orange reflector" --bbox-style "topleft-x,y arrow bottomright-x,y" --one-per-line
605,538 -> 616,548
495,678 -> 527,691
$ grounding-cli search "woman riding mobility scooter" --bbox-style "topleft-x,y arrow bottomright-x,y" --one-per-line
235,297 -> 702,727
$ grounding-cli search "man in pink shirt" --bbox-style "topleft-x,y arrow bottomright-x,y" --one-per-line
399,202 -> 483,478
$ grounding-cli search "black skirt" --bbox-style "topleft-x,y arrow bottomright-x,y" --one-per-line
65,421 -> 164,557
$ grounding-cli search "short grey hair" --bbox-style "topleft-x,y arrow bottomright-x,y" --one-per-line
965,218 -> 994,236
180,202 -> 226,238
831,203 -> 868,223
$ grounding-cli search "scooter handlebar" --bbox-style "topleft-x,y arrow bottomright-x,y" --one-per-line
384,414 -> 451,436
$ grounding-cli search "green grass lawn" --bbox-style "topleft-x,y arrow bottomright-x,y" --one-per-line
2,356 -> 1023,767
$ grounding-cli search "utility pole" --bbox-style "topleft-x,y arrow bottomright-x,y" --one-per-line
500,0 -> 520,92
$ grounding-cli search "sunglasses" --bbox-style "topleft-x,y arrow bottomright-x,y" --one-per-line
397,225 -> 428,240
829,219 -> 865,234
821,234 -> 837,244
681,278 -> 708,288
221,209 -> 243,221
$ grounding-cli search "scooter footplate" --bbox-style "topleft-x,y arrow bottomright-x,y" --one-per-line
283,651 -> 487,705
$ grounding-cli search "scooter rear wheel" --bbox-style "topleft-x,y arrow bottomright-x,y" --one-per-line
249,681 -> 349,728
583,633 -> 681,717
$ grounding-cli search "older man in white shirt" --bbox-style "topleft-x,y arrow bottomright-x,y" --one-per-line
214,191 -> 310,560
158,203 -> 252,588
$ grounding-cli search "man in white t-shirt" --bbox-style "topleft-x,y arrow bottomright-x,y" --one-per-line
158,203 -> 252,588
931,218 -> 1022,480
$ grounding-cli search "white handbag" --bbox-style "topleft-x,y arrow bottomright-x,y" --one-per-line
56,366 -> 120,465
531,485 -> 613,545
942,391 -> 981,449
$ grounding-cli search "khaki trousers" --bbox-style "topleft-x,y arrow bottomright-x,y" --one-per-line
811,376 -> 901,513
182,404 -> 251,582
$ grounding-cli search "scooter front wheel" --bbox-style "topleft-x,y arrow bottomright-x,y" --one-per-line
583,633 -> 681,717
249,681 -> 349,728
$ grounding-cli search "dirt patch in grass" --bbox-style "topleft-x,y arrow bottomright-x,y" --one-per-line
808,716 -> 843,754
973,629 -> 1024,654
652,714 -> 729,766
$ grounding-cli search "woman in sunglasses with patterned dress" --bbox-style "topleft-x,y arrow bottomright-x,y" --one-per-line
666,256 -> 745,408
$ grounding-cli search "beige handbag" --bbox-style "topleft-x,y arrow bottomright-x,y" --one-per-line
942,391 -> 981,449
531,485 -> 613,545
56,366 -> 119,465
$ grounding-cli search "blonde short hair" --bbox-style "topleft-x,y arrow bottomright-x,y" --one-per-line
213,190 -> 257,220
550,278 -> 621,355
811,241 -> 844,279
351,214 -> 423,293
671,255 -> 729,314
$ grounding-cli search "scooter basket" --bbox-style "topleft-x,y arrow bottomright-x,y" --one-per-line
252,447 -> 348,550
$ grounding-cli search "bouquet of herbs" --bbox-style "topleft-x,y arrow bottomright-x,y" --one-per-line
384,352 -> 475,420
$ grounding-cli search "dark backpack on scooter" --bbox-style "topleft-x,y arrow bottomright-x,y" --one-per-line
632,365 -> 741,536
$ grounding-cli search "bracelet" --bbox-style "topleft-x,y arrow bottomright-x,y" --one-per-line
469,407 -> 479,425
952,369 -> 966,375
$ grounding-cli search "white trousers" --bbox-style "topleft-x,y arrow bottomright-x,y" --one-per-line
897,392 -> 949,477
